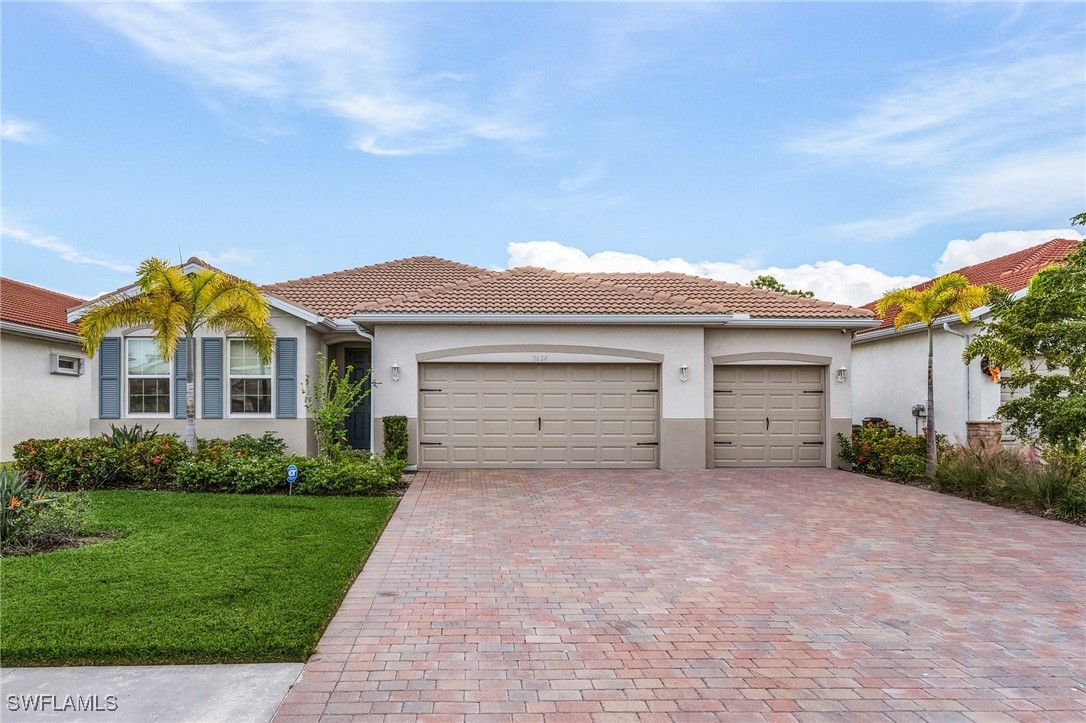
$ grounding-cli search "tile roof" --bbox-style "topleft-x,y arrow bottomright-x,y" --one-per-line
353,266 -> 875,318
0,277 -> 83,336
263,256 -> 486,319
860,238 -> 1080,334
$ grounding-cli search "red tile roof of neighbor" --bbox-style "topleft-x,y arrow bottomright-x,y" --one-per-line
0,277 -> 83,336
860,238 -> 1081,334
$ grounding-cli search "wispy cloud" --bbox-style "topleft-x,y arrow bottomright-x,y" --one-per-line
790,51 -> 1083,167
558,162 -> 606,193
791,44 -> 1085,239
78,3 -> 540,156
192,247 -> 259,269
2,117 -> 48,144
1,225 -> 133,273
506,240 -> 929,306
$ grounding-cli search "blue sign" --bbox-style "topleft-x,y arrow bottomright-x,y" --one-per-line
286,464 -> 298,484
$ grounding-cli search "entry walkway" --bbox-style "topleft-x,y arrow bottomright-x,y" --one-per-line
275,468 -> 1086,721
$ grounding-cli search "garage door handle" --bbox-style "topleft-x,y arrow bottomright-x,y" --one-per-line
766,417 -> 770,430
419,441 -> 443,446
538,416 -> 542,430
636,442 -> 659,446
803,441 -> 824,445
419,388 -> 443,392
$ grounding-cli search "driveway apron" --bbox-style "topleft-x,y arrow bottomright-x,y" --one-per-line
274,469 -> 1086,722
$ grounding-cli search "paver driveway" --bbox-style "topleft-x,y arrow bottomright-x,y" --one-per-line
275,469 -> 1086,722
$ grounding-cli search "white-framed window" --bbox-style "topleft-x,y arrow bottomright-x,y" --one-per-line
50,353 -> 85,376
126,338 -> 171,415
229,339 -> 272,414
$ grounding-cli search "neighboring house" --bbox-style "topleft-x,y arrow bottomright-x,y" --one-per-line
71,256 -> 878,469
0,278 -> 92,460
851,238 -> 1080,445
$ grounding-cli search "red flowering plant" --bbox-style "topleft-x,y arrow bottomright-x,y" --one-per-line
837,420 -> 932,474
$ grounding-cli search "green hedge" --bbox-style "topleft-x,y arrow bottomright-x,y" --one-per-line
837,421 -> 932,474
13,432 -> 401,496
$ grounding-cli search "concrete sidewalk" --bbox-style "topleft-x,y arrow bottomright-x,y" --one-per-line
1,663 -> 302,722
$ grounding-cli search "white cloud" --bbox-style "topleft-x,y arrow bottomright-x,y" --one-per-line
505,240 -> 928,307
192,248 -> 259,268
1,225 -> 134,273
936,228 -> 1083,274
78,3 -> 539,156
1,117 -> 47,144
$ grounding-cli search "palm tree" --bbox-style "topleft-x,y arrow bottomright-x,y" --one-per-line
79,258 -> 274,450
876,273 -> 990,476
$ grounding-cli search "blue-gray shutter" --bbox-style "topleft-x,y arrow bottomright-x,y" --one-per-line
275,338 -> 297,419
99,337 -> 122,419
173,338 -> 190,419
201,338 -> 223,419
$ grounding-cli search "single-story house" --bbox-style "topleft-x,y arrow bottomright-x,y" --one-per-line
0,278 -> 92,460
68,256 -> 879,469
851,238 -> 1080,445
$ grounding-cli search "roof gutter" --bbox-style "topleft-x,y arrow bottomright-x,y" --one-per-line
1,320 -> 82,344
723,315 -> 878,329
350,312 -> 735,329
854,288 -> 1027,344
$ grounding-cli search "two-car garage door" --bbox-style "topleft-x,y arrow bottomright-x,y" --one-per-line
418,363 -> 659,468
713,365 -> 825,467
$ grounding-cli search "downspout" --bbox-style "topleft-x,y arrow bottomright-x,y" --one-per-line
942,322 -> 970,431
355,326 -> 377,452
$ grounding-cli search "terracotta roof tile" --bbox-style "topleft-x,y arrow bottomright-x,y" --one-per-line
0,278 -> 83,336
860,238 -> 1080,334
263,256 -> 485,319
354,266 -> 874,318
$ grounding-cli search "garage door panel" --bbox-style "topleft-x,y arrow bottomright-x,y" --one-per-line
419,363 -> 658,468
713,364 -> 824,468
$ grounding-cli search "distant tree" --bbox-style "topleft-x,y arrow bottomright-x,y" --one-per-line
964,218 -> 1086,454
876,274 -> 991,476
749,274 -> 814,298
79,258 -> 273,451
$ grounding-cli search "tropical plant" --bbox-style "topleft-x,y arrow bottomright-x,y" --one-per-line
102,423 -> 160,447
963,227 -> 1085,455
79,258 -> 273,450
876,273 -> 992,476
383,415 -> 409,463
303,352 -> 370,458
1,467 -> 42,543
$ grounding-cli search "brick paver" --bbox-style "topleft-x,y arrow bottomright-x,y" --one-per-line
274,469 -> 1086,722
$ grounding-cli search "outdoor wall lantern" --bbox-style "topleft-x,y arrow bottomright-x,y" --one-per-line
836,365 -> 848,383
390,363 -> 400,382
679,363 -> 689,383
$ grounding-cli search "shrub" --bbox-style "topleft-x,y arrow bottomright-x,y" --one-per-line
887,454 -> 926,481
1057,493 -> 1086,521
837,421 -> 929,474
936,444 -> 1082,514
229,432 -> 287,457
2,467 -> 90,555
383,415 -> 408,463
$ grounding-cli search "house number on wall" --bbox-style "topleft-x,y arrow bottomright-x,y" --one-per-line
530,354 -> 549,362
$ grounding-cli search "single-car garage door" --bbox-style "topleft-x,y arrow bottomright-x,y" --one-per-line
713,365 -> 825,467
418,363 -> 659,468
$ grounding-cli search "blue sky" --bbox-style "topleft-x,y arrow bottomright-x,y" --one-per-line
2,2 -> 1083,306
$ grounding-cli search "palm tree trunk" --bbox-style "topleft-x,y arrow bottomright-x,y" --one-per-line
185,331 -> 197,451
926,325 -> 937,477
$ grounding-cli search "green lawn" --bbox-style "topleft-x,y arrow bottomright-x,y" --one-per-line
1,490 -> 398,666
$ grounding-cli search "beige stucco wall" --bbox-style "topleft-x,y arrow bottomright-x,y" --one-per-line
370,323 -> 859,470
1,331 -> 92,460
705,327 -> 854,468
852,324 -> 1000,443
85,310 -> 320,455
370,324 -> 707,469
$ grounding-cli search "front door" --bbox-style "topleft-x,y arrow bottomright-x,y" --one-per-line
345,348 -> 372,451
